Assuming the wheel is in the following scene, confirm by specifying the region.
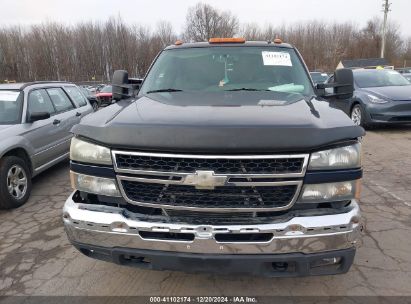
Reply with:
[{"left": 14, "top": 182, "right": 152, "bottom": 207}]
[
  {"left": 92, "top": 101, "right": 98, "bottom": 112},
  {"left": 0, "top": 156, "right": 32, "bottom": 209},
  {"left": 350, "top": 104, "right": 365, "bottom": 127}
]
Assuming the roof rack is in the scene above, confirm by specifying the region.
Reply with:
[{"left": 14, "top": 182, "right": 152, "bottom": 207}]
[{"left": 20, "top": 81, "right": 72, "bottom": 89}]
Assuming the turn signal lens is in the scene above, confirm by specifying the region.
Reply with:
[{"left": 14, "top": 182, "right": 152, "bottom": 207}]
[
  {"left": 70, "top": 171, "right": 121, "bottom": 197},
  {"left": 298, "top": 180, "right": 358, "bottom": 203}
]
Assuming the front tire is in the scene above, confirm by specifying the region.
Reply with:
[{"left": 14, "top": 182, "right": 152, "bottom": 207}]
[
  {"left": 92, "top": 101, "right": 98, "bottom": 112},
  {"left": 351, "top": 104, "right": 366, "bottom": 127},
  {"left": 0, "top": 156, "right": 32, "bottom": 209}
]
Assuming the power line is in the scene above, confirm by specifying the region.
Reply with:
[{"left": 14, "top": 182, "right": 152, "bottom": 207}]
[{"left": 380, "top": 0, "right": 391, "bottom": 58}]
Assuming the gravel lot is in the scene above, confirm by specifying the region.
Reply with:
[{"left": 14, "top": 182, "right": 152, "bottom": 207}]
[{"left": 1, "top": 126, "right": 411, "bottom": 296}]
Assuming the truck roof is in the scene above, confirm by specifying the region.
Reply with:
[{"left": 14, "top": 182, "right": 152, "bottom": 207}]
[{"left": 165, "top": 41, "right": 294, "bottom": 50}]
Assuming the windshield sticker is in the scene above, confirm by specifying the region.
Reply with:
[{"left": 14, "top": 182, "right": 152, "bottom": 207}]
[
  {"left": 262, "top": 52, "right": 292, "bottom": 66},
  {"left": 0, "top": 91, "right": 20, "bottom": 102}
]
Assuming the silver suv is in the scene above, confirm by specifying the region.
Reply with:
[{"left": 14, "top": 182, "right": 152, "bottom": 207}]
[{"left": 0, "top": 82, "right": 93, "bottom": 209}]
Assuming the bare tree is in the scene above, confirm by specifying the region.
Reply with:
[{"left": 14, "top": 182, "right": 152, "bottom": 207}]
[
  {"left": 183, "top": 2, "right": 239, "bottom": 42},
  {"left": 0, "top": 4, "right": 410, "bottom": 83},
  {"left": 240, "top": 23, "right": 263, "bottom": 41}
]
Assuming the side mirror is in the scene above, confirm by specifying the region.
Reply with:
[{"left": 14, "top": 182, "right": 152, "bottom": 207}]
[
  {"left": 29, "top": 112, "right": 50, "bottom": 122},
  {"left": 334, "top": 68, "right": 354, "bottom": 99},
  {"left": 317, "top": 68, "right": 354, "bottom": 100},
  {"left": 112, "top": 70, "right": 130, "bottom": 101}
]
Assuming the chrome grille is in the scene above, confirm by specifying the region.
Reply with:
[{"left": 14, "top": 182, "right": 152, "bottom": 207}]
[{"left": 113, "top": 151, "right": 308, "bottom": 212}]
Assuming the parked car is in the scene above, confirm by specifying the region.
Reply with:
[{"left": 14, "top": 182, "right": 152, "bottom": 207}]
[
  {"left": 310, "top": 72, "right": 329, "bottom": 85},
  {"left": 402, "top": 73, "right": 411, "bottom": 82},
  {"left": 95, "top": 84, "right": 106, "bottom": 92},
  {"left": 325, "top": 69, "right": 411, "bottom": 127},
  {"left": 0, "top": 82, "right": 94, "bottom": 208},
  {"left": 395, "top": 67, "right": 411, "bottom": 74},
  {"left": 80, "top": 87, "right": 100, "bottom": 111},
  {"left": 64, "top": 39, "right": 364, "bottom": 277},
  {"left": 95, "top": 85, "right": 112, "bottom": 106}
]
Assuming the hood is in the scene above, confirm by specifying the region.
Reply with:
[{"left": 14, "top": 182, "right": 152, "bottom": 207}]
[
  {"left": 73, "top": 91, "right": 364, "bottom": 153},
  {"left": 363, "top": 85, "right": 411, "bottom": 101},
  {"left": 0, "top": 124, "right": 14, "bottom": 135},
  {"left": 0, "top": 124, "right": 20, "bottom": 143}
]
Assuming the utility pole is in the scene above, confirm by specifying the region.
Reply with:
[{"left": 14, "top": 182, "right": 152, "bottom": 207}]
[{"left": 380, "top": 0, "right": 391, "bottom": 58}]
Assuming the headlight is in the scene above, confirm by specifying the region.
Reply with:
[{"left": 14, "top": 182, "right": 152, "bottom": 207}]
[
  {"left": 309, "top": 143, "right": 361, "bottom": 170},
  {"left": 70, "top": 171, "right": 121, "bottom": 197},
  {"left": 367, "top": 94, "right": 388, "bottom": 104},
  {"left": 70, "top": 137, "right": 112, "bottom": 165},
  {"left": 298, "top": 180, "right": 360, "bottom": 203}
]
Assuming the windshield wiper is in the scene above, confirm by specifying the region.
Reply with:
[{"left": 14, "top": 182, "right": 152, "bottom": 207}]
[
  {"left": 225, "top": 88, "right": 270, "bottom": 91},
  {"left": 146, "top": 88, "right": 183, "bottom": 94}
]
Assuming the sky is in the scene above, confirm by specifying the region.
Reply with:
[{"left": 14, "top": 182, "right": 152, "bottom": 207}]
[{"left": 0, "top": 0, "right": 410, "bottom": 36}]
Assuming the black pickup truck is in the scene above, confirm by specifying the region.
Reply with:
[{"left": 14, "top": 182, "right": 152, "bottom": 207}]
[{"left": 63, "top": 39, "right": 364, "bottom": 277}]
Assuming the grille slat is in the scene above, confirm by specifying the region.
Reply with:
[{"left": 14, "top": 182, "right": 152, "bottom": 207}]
[
  {"left": 121, "top": 180, "right": 297, "bottom": 209},
  {"left": 115, "top": 154, "right": 305, "bottom": 175}
]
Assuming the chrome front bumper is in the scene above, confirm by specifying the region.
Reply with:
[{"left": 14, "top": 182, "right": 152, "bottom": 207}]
[{"left": 63, "top": 192, "right": 362, "bottom": 255}]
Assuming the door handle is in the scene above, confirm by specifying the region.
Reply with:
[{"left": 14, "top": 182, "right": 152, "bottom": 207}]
[
  {"left": 75, "top": 112, "right": 82, "bottom": 117},
  {"left": 53, "top": 119, "right": 61, "bottom": 125}
]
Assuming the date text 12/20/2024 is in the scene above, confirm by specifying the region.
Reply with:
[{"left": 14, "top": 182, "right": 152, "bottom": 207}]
[{"left": 149, "top": 297, "right": 258, "bottom": 303}]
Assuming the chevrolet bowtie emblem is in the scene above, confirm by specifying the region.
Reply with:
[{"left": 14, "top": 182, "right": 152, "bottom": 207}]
[{"left": 183, "top": 170, "right": 228, "bottom": 189}]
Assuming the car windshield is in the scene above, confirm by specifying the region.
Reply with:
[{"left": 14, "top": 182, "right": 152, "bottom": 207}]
[
  {"left": 310, "top": 72, "right": 328, "bottom": 83},
  {"left": 101, "top": 85, "right": 112, "bottom": 93},
  {"left": 0, "top": 90, "right": 23, "bottom": 125},
  {"left": 139, "top": 46, "right": 314, "bottom": 97},
  {"left": 355, "top": 70, "right": 411, "bottom": 88}
]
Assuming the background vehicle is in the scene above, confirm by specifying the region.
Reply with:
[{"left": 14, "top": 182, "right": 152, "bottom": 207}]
[
  {"left": 325, "top": 69, "right": 411, "bottom": 127},
  {"left": 95, "top": 84, "right": 106, "bottom": 92},
  {"left": 0, "top": 82, "right": 93, "bottom": 208},
  {"left": 64, "top": 39, "right": 364, "bottom": 277},
  {"left": 95, "top": 85, "right": 112, "bottom": 106},
  {"left": 396, "top": 67, "right": 411, "bottom": 74},
  {"left": 80, "top": 87, "right": 100, "bottom": 111},
  {"left": 310, "top": 72, "right": 329, "bottom": 85},
  {"left": 402, "top": 73, "right": 411, "bottom": 82}
]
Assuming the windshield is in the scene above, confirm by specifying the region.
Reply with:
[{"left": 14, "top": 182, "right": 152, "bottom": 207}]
[
  {"left": 139, "top": 46, "right": 314, "bottom": 97},
  {"left": 80, "top": 87, "right": 91, "bottom": 97},
  {"left": 101, "top": 85, "right": 112, "bottom": 93},
  {"left": 355, "top": 70, "right": 410, "bottom": 88},
  {"left": 310, "top": 72, "right": 328, "bottom": 84},
  {"left": 0, "top": 90, "right": 23, "bottom": 125}
]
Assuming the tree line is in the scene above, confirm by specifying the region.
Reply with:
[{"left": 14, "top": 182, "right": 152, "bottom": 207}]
[{"left": 1, "top": 2, "right": 410, "bottom": 83}]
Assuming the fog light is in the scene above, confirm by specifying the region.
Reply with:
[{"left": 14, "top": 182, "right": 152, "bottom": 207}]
[
  {"left": 272, "top": 262, "right": 288, "bottom": 272},
  {"left": 311, "top": 257, "right": 342, "bottom": 268}
]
